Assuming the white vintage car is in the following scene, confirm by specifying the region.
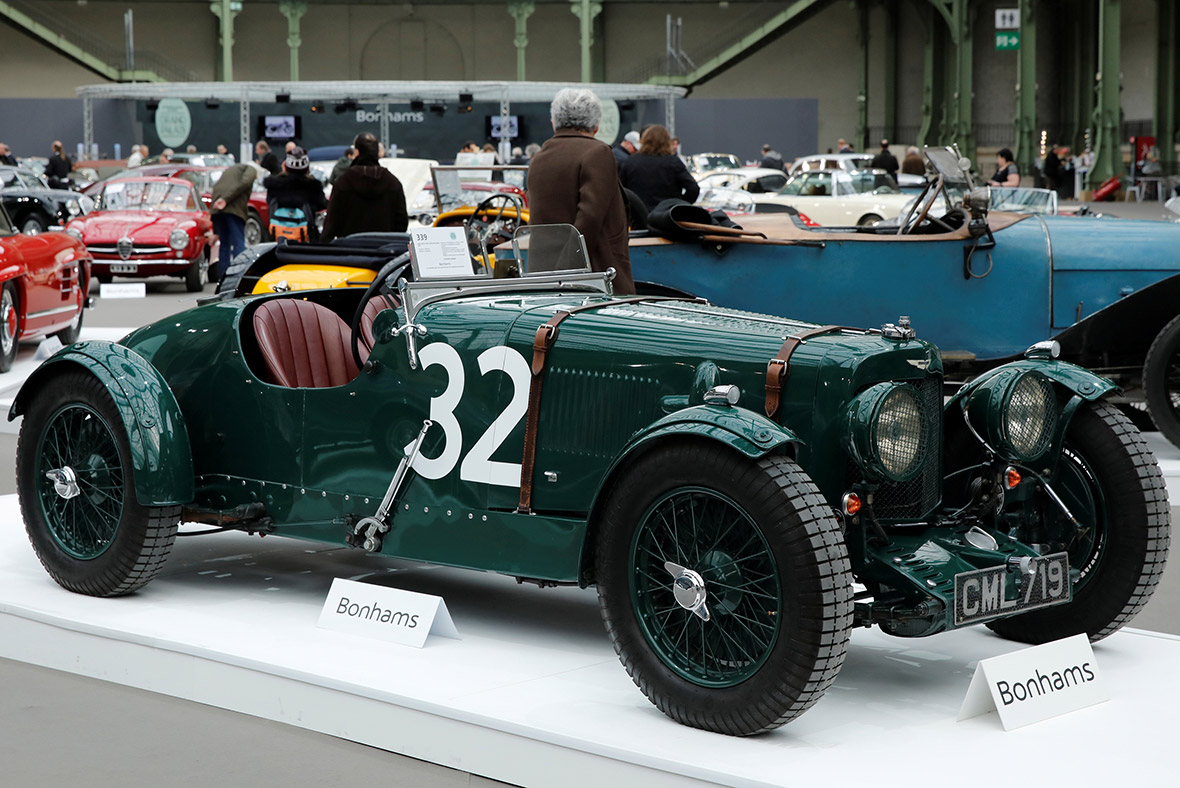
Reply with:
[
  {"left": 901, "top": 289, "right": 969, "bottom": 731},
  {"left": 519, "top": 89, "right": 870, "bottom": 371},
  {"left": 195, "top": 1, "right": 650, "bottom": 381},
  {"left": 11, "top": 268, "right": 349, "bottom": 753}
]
[
  {"left": 750, "top": 168, "right": 913, "bottom": 226},
  {"left": 696, "top": 167, "right": 790, "bottom": 195}
]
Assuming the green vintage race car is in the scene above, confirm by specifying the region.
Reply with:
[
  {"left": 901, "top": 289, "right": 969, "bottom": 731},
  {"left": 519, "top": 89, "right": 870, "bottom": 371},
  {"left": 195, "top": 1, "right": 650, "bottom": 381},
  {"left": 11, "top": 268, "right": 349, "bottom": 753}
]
[{"left": 11, "top": 225, "right": 1169, "bottom": 736}]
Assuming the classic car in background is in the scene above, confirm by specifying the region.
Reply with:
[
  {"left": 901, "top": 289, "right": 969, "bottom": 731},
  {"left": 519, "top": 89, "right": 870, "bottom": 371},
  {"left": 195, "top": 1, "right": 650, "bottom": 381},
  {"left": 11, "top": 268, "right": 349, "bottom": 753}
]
[
  {"left": 0, "top": 202, "right": 90, "bottom": 370},
  {"left": 16, "top": 157, "right": 98, "bottom": 191},
  {"left": 67, "top": 176, "right": 215, "bottom": 291},
  {"left": 12, "top": 223, "right": 1167, "bottom": 737},
  {"left": 686, "top": 152, "right": 744, "bottom": 176},
  {"left": 790, "top": 152, "right": 927, "bottom": 191},
  {"left": 750, "top": 168, "right": 913, "bottom": 225},
  {"left": 142, "top": 151, "right": 236, "bottom": 168},
  {"left": 696, "top": 167, "right": 789, "bottom": 195},
  {"left": 629, "top": 146, "right": 1180, "bottom": 447},
  {"left": 1, "top": 166, "right": 94, "bottom": 234},
  {"left": 409, "top": 180, "right": 528, "bottom": 227},
  {"left": 987, "top": 186, "right": 1091, "bottom": 216}
]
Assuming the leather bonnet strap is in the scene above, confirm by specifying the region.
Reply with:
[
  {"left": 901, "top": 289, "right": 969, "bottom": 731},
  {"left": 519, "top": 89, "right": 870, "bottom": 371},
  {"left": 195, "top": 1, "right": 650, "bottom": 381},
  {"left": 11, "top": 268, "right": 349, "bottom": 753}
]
[{"left": 764, "top": 325, "right": 855, "bottom": 418}]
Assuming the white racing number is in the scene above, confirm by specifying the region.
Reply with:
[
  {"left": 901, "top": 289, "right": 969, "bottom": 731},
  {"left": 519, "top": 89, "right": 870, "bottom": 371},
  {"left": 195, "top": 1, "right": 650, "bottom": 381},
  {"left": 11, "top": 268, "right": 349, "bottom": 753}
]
[{"left": 405, "top": 343, "right": 532, "bottom": 487}]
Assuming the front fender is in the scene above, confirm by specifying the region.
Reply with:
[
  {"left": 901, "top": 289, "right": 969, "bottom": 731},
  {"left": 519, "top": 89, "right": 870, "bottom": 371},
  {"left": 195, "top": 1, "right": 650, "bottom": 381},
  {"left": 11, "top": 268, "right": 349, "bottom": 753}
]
[
  {"left": 9, "top": 341, "right": 194, "bottom": 506},
  {"left": 948, "top": 358, "right": 1117, "bottom": 411},
  {"left": 577, "top": 405, "right": 801, "bottom": 585}
]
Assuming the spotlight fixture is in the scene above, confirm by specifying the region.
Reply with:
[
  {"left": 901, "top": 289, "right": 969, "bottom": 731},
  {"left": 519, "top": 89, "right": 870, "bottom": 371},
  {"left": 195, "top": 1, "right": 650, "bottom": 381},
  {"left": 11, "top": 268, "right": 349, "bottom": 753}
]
[
  {"left": 410, "top": 99, "right": 425, "bottom": 112},
  {"left": 275, "top": 92, "right": 291, "bottom": 103},
  {"left": 335, "top": 98, "right": 358, "bottom": 114},
  {"left": 458, "top": 92, "right": 474, "bottom": 113},
  {"left": 311, "top": 101, "right": 325, "bottom": 113},
  {"left": 204, "top": 97, "right": 220, "bottom": 109},
  {"left": 145, "top": 99, "right": 159, "bottom": 111},
  {"left": 429, "top": 103, "right": 446, "bottom": 116}
]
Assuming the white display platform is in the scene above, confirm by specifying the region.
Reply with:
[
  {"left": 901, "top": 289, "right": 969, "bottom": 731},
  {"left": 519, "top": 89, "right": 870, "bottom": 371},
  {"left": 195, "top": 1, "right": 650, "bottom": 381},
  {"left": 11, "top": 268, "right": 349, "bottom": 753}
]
[{"left": 0, "top": 495, "right": 1177, "bottom": 787}]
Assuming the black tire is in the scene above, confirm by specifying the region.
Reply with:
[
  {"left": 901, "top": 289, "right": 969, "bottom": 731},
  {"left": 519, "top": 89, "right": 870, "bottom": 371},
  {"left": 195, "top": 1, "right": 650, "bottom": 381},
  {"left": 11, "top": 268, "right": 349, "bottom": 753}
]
[
  {"left": 16, "top": 369, "right": 180, "bottom": 597},
  {"left": 987, "top": 402, "right": 1170, "bottom": 643},
  {"left": 596, "top": 441, "right": 853, "bottom": 736},
  {"left": 245, "top": 211, "right": 264, "bottom": 246},
  {"left": 20, "top": 215, "right": 45, "bottom": 235},
  {"left": 53, "top": 303, "right": 84, "bottom": 345},
  {"left": 0, "top": 280, "right": 20, "bottom": 372},
  {"left": 184, "top": 254, "right": 209, "bottom": 292},
  {"left": 857, "top": 213, "right": 883, "bottom": 226},
  {"left": 1143, "top": 313, "right": 1180, "bottom": 447}
]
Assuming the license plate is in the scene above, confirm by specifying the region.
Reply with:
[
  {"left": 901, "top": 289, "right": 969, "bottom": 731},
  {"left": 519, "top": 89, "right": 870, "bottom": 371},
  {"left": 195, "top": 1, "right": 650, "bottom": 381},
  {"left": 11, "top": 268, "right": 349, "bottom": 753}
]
[
  {"left": 953, "top": 552, "right": 1071, "bottom": 627},
  {"left": 110, "top": 263, "right": 137, "bottom": 273}
]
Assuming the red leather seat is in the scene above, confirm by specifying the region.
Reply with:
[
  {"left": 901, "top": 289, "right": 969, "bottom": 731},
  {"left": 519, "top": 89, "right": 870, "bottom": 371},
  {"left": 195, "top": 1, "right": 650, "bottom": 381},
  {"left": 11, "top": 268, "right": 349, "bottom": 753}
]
[
  {"left": 253, "top": 299, "right": 359, "bottom": 388},
  {"left": 358, "top": 294, "right": 400, "bottom": 365}
]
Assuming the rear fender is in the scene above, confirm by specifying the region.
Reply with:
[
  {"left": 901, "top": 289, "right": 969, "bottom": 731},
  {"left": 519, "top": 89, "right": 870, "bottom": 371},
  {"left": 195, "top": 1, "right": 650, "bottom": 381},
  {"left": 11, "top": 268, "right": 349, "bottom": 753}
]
[
  {"left": 9, "top": 341, "right": 194, "bottom": 506},
  {"left": 577, "top": 405, "right": 801, "bottom": 584}
]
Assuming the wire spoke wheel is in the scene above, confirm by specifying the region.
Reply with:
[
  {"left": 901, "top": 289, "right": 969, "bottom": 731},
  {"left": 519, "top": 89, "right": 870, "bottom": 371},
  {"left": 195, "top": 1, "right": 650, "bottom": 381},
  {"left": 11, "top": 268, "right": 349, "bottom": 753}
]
[{"left": 631, "top": 488, "right": 780, "bottom": 687}]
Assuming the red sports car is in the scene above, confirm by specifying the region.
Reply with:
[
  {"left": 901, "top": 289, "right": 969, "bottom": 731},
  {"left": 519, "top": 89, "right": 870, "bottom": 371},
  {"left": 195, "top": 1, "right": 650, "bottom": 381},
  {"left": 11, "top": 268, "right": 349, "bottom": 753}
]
[
  {"left": 0, "top": 202, "right": 90, "bottom": 370},
  {"left": 67, "top": 177, "right": 215, "bottom": 292}
]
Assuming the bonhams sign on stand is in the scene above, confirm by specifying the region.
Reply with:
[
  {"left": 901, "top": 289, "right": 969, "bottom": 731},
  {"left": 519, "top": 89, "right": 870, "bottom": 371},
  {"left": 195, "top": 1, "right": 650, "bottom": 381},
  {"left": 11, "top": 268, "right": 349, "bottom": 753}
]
[
  {"left": 317, "top": 577, "right": 460, "bottom": 648},
  {"left": 958, "top": 634, "right": 1109, "bottom": 730}
]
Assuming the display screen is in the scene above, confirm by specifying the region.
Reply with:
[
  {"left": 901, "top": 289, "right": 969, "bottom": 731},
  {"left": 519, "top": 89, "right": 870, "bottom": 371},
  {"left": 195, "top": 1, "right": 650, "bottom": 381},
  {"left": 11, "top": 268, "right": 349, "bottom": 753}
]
[
  {"left": 487, "top": 115, "right": 520, "bottom": 140},
  {"left": 259, "top": 115, "right": 301, "bottom": 140}
]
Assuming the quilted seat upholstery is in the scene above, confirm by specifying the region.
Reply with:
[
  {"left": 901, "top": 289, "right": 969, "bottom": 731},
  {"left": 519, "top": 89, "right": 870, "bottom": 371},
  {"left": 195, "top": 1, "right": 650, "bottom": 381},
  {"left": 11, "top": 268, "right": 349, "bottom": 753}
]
[
  {"left": 253, "top": 299, "right": 359, "bottom": 388},
  {"left": 358, "top": 294, "right": 400, "bottom": 364}
]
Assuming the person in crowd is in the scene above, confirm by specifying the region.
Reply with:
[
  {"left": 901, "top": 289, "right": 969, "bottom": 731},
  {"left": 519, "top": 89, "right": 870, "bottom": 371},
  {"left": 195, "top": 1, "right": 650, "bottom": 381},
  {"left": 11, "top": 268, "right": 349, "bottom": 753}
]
[
  {"left": 524, "top": 142, "right": 541, "bottom": 162},
  {"left": 837, "top": 138, "right": 853, "bottom": 153},
  {"left": 185, "top": 144, "right": 198, "bottom": 154},
  {"left": 45, "top": 140, "right": 72, "bottom": 189},
  {"left": 871, "top": 139, "right": 899, "bottom": 178},
  {"left": 0, "top": 143, "right": 16, "bottom": 166},
  {"left": 1043, "top": 144, "right": 1062, "bottom": 193},
  {"left": 618, "top": 124, "right": 699, "bottom": 210},
  {"left": 263, "top": 146, "right": 327, "bottom": 242},
  {"left": 159, "top": 148, "right": 174, "bottom": 164},
  {"left": 509, "top": 146, "right": 527, "bottom": 165},
  {"left": 901, "top": 145, "right": 924, "bottom": 176},
  {"left": 990, "top": 147, "right": 1020, "bottom": 187},
  {"left": 255, "top": 140, "right": 280, "bottom": 175},
  {"left": 125, "top": 144, "right": 144, "bottom": 168},
  {"left": 284, "top": 141, "right": 297, "bottom": 155},
  {"left": 378, "top": 140, "right": 386, "bottom": 158},
  {"left": 671, "top": 136, "right": 689, "bottom": 166},
  {"left": 528, "top": 87, "right": 634, "bottom": 294},
  {"left": 329, "top": 146, "right": 356, "bottom": 185},
  {"left": 613, "top": 130, "right": 640, "bottom": 168},
  {"left": 208, "top": 162, "right": 257, "bottom": 283},
  {"left": 216, "top": 143, "right": 230, "bottom": 157},
  {"left": 321, "top": 132, "right": 408, "bottom": 242},
  {"left": 759, "top": 144, "right": 785, "bottom": 171},
  {"left": 481, "top": 142, "right": 502, "bottom": 163}
]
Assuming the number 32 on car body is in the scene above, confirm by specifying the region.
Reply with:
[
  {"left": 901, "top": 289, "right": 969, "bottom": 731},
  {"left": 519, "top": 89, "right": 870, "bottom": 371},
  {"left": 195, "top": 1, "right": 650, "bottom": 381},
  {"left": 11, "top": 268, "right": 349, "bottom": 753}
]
[{"left": 403, "top": 342, "right": 531, "bottom": 488}]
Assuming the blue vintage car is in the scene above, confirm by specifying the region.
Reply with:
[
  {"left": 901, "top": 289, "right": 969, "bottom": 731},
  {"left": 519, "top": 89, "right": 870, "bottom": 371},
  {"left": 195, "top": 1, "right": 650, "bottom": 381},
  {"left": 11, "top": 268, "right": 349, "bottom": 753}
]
[{"left": 630, "top": 148, "right": 1180, "bottom": 446}]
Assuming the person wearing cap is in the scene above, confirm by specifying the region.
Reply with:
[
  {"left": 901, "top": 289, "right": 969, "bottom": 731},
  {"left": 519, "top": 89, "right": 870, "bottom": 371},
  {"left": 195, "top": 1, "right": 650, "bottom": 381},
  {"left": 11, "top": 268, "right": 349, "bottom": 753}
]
[
  {"left": 262, "top": 146, "right": 327, "bottom": 241},
  {"left": 209, "top": 162, "right": 257, "bottom": 282},
  {"left": 613, "top": 130, "right": 640, "bottom": 169}
]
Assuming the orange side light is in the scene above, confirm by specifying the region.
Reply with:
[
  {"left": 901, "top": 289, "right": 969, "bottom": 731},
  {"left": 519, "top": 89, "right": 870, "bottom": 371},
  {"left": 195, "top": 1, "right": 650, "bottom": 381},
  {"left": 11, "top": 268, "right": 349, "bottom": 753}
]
[
  {"left": 842, "top": 492, "right": 862, "bottom": 516},
  {"left": 1005, "top": 467, "right": 1022, "bottom": 488}
]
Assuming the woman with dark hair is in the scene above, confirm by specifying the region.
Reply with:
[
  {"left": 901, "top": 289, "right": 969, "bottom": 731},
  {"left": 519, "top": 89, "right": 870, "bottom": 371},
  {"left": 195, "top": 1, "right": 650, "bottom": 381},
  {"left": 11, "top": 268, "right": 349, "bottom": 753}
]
[
  {"left": 45, "top": 140, "right": 72, "bottom": 190},
  {"left": 618, "top": 124, "right": 699, "bottom": 210},
  {"left": 990, "top": 148, "right": 1020, "bottom": 187}
]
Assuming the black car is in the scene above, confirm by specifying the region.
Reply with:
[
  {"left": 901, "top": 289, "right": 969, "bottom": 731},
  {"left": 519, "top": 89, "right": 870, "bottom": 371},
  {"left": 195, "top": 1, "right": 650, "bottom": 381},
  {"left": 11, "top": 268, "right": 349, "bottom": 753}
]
[{"left": 0, "top": 166, "right": 94, "bottom": 234}]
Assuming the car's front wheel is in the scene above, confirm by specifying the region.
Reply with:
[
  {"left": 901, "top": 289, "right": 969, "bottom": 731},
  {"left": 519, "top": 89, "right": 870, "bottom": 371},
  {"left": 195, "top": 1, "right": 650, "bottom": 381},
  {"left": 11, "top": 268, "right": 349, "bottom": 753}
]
[
  {"left": 1142, "top": 313, "right": 1180, "bottom": 447},
  {"left": 987, "top": 402, "right": 1169, "bottom": 643},
  {"left": 596, "top": 441, "right": 853, "bottom": 736},
  {"left": 20, "top": 215, "right": 45, "bottom": 235},
  {"left": 17, "top": 369, "right": 180, "bottom": 596},
  {"left": 184, "top": 254, "right": 209, "bottom": 292},
  {"left": 0, "top": 281, "right": 20, "bottom": 372},
  {"left": 244, "top": 211, "right": 264, "bottom": 246}
]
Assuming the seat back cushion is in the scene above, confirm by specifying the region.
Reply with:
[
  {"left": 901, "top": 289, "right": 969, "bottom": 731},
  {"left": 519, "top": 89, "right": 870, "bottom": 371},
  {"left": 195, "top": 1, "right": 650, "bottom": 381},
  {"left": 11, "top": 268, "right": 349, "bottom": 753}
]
[
  {"left": 253, "top": 299, "right": 359, "bottom": 388},
  {"left": 358, "top": 294, "right": 401, "bottom": 364}
]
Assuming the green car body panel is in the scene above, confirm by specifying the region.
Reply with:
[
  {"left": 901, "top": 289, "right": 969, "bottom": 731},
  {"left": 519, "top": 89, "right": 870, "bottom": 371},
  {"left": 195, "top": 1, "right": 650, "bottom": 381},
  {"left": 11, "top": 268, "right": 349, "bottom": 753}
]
[{"left": 10, "top": 341, "right": 195, "bottom": 506}]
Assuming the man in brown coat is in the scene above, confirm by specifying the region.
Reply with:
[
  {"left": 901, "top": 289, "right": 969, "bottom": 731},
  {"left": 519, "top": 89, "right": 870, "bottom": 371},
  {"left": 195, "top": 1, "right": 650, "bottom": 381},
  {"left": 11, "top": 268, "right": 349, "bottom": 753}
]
[{"left": 527, "top": 88, "right": 635, "bottom": 294}]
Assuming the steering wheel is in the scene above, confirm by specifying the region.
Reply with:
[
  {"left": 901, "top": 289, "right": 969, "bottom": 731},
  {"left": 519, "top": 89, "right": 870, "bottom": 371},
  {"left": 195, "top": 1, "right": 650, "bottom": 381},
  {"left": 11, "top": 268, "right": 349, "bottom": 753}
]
[
  {"left": 896, "top": 176, "right": 946, "bottom": 235},
  {"left": 465, "top": 193, "right": 525, "bottom": 262},
  {"left": 349, "top": 252, "right": 411, "bottom": 370}
]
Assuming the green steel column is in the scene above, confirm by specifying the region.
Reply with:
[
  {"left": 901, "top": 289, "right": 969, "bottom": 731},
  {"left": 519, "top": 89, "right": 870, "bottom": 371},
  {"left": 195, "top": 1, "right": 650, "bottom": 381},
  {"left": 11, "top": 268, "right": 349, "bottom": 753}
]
[
  {"left": 883, "top": 0, "right": 898, "bottom": 141},
  {"left": 946, "top": 0, "right": 975, "bottom": 163},
  {"left": 209, "top": 0, "right": 242, "bottom": 82},
  {"left": 1156, "top": 0, "right": 1178, "bottom": 169},
  {"left": 1090, "top": 0, "right": 1121, "bottom": 185},
  {"left": 278, "top": 1, "right": 306, "bottom": 82},
  {"left": 508, "top": 1, "right": 535, "bottom": 81},
  {"left": 569, "top": 0, "right": 603, "bottom": 83},
  {"left": 916, "top": 3, "right": 947, "bottom": 148},
  {"left": 855, "top": 0, "right": 869, "bottom": 152},
  {"left": 1064, "top": 1, "right": 1097, "bottom": 155},
  {"left": 1013, "top": 0, "right": 1038, "bottom": 174}
]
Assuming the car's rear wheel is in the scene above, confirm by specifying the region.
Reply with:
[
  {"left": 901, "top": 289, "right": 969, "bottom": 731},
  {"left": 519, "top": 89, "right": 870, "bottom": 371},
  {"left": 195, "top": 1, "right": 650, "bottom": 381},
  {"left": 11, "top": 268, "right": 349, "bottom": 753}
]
[
  {"left": 1142, "top": 313, "right": 1180, "bottom": 448},
  {"left": 0, "top": 281, "right": 20, "bottom": 372},
  {"left": 857, "top": 213, "right": 883, "bottom": 226},
  {"left": 245, "top": 211, "right": 264, "bottom": 246},
  {"left": 17, "top": 369, "right": 180, "bottom": 596},
  {"left": 20, "top": 216, "right": 45, "bottom": 235},
  {"left": 596, "top": 441, "right": 853, "bottom": 736},
  {"left": 987, "top": 402, "right": 1169, "bottom": 643},
  {"left": 184, "top": 254, "right": 208, "bottom": 292},
  {"left": 54, "top": 302, "right": 84, "bottom": 345}
]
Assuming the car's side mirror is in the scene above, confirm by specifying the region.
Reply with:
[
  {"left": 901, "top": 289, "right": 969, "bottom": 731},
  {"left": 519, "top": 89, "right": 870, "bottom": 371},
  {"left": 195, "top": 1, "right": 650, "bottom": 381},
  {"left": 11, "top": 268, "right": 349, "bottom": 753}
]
[{"left": 371, "top": 307, "right": 400, "bottom": 343}]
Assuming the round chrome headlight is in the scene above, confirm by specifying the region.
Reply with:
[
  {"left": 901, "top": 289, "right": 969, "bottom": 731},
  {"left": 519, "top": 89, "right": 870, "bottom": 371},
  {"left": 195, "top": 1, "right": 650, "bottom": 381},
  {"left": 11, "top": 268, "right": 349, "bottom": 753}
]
[
  {"left": 66, "top": 227, "right": 83, "bottom": 240},
  {"left": 845, "top": 383, "right": 928, "bottom": 482},
  {"left": 169, "top": 228, "right": 189, "bottom": 250},
  {"left": 966, "top": 369, "right": 1058, "bottom": 461},
  {"left": 66, "top": 199, "right": 81, "bottom": 216}
]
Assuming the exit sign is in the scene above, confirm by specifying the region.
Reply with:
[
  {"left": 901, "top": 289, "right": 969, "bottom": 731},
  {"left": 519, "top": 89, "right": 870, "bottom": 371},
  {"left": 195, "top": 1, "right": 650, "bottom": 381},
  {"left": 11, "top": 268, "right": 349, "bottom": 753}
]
[{"left": 996, "top": 31, "right": 1021, "bottom": 50}]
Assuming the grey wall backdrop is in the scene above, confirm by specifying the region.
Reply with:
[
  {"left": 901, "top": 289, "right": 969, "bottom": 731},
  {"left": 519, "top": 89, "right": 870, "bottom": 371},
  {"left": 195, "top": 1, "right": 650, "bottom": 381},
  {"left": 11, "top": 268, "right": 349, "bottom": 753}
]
[
  {"left": 673, "top": 98, "right": 819, "bottom": 163},
  {"left": 0, "top": 99, "right": 135, "bottom": 159}
]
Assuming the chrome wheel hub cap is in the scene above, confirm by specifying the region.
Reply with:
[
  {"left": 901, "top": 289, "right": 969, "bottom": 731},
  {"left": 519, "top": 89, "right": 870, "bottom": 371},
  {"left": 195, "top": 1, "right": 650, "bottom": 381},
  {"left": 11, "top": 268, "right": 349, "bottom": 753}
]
[
  {"left": 665, "top": 561, "right": 711, "bottom": 621},
  {"left": 46, "top": 466, "right": 81, "bottom": 500}
]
